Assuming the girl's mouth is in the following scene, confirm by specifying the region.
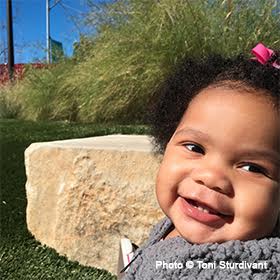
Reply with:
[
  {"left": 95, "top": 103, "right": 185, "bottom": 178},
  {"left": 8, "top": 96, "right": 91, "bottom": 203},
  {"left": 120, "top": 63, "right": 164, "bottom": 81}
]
[
  {"left": 178, "top": 197, "right": 232, "bottom": 225},
  {"left": 187, "top": 199, "right": 219, "bottom": 215}
]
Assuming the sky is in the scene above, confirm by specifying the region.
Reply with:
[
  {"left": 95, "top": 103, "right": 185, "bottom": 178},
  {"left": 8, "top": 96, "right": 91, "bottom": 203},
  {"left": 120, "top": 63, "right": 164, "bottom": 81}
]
[
  {"left": 1, "top": 1, "right": 279, "bottom": 64},
  {"left": 0, "top": 0, "right": 105, "bottom": 63}
]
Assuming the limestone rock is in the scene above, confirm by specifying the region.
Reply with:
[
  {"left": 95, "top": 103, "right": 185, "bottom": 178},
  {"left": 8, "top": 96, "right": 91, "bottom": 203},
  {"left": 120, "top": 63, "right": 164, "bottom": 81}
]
[{"left": 25, "top": 135, "right": 164, "bottom": 275}]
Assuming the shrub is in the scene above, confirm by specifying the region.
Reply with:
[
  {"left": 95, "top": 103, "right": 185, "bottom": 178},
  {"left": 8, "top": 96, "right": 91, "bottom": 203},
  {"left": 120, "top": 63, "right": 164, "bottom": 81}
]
[
  {"left": 0, "top": 83, "right": 22, "bottom": 119},
  {"left": 61, "top": 0, "right": 280, "bottom": 123},
  {"left": 3, "top": 0, "right": 280, "bottom": 124},
  {"left": 17, "top": 60, "right": 80, "bottom": 121}
]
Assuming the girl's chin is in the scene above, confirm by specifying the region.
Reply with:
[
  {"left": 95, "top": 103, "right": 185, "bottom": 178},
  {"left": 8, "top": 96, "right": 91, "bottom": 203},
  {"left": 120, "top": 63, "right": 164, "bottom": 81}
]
[
  {"left": 178, "top": 231, "right": 228, "bottom": 244},
  {"left": 173, "top": 223, "right": 260, "bottom": 244},
  {"left": 172, "top": 219, "right": 229, "bottom": 244}
]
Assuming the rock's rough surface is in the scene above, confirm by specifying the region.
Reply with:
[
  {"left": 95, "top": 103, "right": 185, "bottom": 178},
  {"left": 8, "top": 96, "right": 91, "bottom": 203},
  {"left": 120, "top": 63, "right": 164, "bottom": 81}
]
[{"left": 25, "top": 135, "right": 164, "bottom": 274}]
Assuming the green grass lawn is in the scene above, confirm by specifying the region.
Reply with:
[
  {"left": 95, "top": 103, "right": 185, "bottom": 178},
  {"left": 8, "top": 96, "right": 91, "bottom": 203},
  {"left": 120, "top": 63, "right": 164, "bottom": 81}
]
[{"left": 0, "top": 119, "right": 149, "bottom": 279}]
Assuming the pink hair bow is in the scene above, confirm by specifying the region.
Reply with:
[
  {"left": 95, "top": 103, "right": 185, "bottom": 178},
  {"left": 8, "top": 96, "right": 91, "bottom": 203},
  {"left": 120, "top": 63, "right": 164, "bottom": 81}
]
[{"left": 251, "top": 43, "right": 280, "bottom": 69}]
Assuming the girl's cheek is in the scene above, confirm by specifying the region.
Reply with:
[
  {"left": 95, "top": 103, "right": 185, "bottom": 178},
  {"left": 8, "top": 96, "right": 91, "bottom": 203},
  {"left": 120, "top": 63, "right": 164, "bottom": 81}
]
[
  {"left": 234, "top": 182, "right": 280, "bottom": 222},
  {"left": 160, "top": 152, "right": 183, "bottom": 177}
]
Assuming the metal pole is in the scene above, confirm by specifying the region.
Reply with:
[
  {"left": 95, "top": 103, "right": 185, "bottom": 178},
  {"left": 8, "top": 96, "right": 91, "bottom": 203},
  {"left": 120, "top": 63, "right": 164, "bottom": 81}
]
[
  {"left": 7, "top": 0, "right": 14, "bottom": 80},
  {"left": 46, "top": 0, "right": 50, "bottom": 63},
  {"left": 1, "top": 23, "right": 7, "bottom": 63},
  {"left": 46, "top": 0, "right": 62, "bottom": 63}
]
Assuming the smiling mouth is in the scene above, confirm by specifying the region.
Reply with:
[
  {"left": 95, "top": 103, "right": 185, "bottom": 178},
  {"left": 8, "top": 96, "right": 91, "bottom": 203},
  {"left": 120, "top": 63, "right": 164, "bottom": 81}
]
[
  {"left": 178, "top": 197, "right": 233, "bottom": 225},
  {"left": 186, "top": 199, "right": 221, "bottom": 215}
]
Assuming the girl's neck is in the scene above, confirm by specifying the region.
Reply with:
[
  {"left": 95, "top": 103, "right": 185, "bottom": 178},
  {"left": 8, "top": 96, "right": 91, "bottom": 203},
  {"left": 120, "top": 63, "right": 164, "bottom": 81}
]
[{"left": 163, "top": 227, "right": 180, "bottom": 240}]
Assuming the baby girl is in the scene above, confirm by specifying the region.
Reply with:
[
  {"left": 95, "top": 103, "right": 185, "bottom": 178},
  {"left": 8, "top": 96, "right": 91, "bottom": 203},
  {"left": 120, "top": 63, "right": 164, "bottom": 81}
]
[{"left": 123, "top": 43, "right": 280, "bottom": 279}]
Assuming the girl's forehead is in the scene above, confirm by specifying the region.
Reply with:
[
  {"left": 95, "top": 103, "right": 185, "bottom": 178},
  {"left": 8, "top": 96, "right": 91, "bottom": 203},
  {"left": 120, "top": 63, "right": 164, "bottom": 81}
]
[{"left": 178, "top": 87, "right": 280, "bottom": 147}]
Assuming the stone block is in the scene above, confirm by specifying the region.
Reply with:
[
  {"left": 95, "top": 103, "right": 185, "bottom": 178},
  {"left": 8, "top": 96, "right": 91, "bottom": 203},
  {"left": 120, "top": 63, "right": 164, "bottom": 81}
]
[{"left": 24, "top": 135, "right": 164, "bottom": 275}]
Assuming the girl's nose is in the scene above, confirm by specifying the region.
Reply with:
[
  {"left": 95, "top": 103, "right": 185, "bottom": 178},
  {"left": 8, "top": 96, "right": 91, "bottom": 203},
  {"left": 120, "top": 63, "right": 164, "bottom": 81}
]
[{"left": 191, "top": 164, "right": 233, "bottom": 195}]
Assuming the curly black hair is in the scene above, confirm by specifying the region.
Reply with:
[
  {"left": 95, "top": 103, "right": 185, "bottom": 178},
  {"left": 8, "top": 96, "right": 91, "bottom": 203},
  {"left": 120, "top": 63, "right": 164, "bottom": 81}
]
[{"left": 148, "top": 52, "right": 280, "bottom": 154}]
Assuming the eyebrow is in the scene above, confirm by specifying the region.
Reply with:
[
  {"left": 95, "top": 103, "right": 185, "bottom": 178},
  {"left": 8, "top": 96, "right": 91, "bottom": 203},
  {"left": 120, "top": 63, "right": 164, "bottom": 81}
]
[
  {"left": 237, "top": 149, "right": 280, "bottom": 166},
  {"left": 174, "top": 127, "right": 280, "bottom": 165},
  {"left": 174, "top": 127, "right": 211, "bottom": 141}
]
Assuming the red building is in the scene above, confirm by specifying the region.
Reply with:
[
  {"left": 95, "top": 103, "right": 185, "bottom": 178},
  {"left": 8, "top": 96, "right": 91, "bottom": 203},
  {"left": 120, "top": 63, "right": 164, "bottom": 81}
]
[{"left": 0, "top": 63, "right": 46, "bottom": 85}]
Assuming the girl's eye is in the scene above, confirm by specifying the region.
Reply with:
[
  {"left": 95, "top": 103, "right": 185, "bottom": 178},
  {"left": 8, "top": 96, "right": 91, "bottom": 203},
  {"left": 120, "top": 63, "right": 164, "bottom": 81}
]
[
  {"left": 241, "top": 164, "right": 266, "bottom": 175},
  {"left": 184, "top": 143, "right": 204, "bottom": 154}
]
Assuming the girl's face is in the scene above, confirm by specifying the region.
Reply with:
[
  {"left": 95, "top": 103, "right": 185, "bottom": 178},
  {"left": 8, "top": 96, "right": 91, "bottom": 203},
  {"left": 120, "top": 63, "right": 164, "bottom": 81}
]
[{"left": 156, "top": 87, "right": 280, "bottom": 243}]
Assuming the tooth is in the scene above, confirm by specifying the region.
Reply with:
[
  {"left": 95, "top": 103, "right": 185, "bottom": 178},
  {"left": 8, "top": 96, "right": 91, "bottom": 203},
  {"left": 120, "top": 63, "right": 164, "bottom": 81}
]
[{"left": 196, "top": 205, "right": 210, "bottom": 214}]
